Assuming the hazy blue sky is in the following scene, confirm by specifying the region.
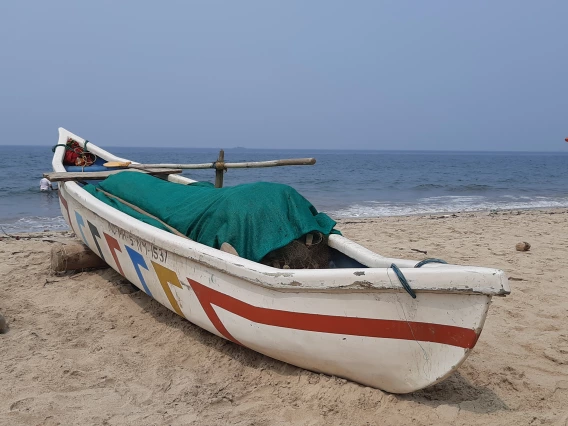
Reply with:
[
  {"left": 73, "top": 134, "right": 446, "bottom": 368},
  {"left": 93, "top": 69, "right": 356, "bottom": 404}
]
[{"left": 1, "top": 1, "right": 566, "bottom": 150}]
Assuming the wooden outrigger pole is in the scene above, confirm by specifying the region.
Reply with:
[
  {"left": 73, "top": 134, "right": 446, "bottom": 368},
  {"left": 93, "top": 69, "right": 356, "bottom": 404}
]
[
  {"left": 45, "top": 151, "right": 317, "bottom": 188},
  {"left": 102, "top": 151, "right": 317, "bottom": 188}
]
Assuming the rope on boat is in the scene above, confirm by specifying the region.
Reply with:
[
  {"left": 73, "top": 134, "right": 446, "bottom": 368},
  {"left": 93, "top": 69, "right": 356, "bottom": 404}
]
[
  {"left": 389, "top": 258, "right": 448, "bottom": 299},
  {"left": 414, "top": 258, "right": 448, "bottom": 268},
  {"left": 52, "top": 144, "right": 68, "bottom": 152},
  {"left": 83, "top": 140, "right": 90, "bottom": 152},
  {"left": 390, "top": 263, "right": 417, "bottom": 299}
]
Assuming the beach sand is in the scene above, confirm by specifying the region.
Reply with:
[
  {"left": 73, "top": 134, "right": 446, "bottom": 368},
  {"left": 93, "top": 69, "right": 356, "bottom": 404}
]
[{"left": 1, "top": 209, "right": 567, "bottom": 425}]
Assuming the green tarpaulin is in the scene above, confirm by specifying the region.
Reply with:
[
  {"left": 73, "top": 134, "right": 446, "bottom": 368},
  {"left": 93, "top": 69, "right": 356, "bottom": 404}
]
[{"left": 84, "top": 173, "right": 339, "bottom": 263}]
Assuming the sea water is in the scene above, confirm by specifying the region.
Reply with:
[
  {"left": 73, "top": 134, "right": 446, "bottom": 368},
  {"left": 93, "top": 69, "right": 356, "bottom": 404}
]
[{"left": 1, "top": 145, "right": 568, "bottom": 233}]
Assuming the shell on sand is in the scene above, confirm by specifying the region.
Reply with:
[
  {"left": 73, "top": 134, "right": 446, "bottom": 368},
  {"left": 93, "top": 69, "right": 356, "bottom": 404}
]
[{"left": 515, "top": 241, "right": 531, "bottom": 251}]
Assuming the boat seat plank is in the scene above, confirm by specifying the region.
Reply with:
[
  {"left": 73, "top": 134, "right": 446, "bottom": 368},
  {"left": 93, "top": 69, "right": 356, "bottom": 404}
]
[{"left": 43, "top": 168, "right": 183, "bottom": 182}]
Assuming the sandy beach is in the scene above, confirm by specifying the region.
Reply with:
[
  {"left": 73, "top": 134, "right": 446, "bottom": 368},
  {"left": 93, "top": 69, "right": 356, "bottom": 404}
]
[{"left": 1, "top": 208, "right": 567, "bottom": 426}]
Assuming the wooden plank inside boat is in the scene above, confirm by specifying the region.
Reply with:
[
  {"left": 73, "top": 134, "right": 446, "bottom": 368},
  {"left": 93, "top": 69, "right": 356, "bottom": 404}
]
[{"left": 43, "top": 168, "right": 182, "bottom": 182}]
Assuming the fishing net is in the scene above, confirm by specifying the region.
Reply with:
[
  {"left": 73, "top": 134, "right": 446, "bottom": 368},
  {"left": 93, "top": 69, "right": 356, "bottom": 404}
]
[{"left": 260, "top": 232, "right": 330, "bottom": 269}]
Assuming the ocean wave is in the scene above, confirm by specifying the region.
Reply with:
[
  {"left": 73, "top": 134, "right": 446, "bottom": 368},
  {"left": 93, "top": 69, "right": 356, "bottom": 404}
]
[
  {"left": 446, "top": 184, "right": 494, "bottom": 192},
  {"left": 418, "top": 195, "right": 485, "bottom": 202},
  {"left": 0, "top": 216, "right": 69, "bottom": 233},
  {"left": 411, "top": 184, "right": 445, "bottom": 190},
  {"left": 330, "top": 197, "right": 568, "bottom": 218},
  {"left": 0, "top": 187, "right": 42, "bottom": 196},
  {"left": 410, "top": 183, "right": 496, "bottom": 192}
]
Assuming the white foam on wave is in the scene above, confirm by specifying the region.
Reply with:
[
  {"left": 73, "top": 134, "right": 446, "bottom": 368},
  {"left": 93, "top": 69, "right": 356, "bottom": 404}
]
[
  {"left": 416, "top": 195, "right": 486, "bottom": 203},
  {"left": 331, "top": 196, "right": 568, "bottom": 218},
  {"left": 0, "top": 216, "right": 69, "bottom": 233}
]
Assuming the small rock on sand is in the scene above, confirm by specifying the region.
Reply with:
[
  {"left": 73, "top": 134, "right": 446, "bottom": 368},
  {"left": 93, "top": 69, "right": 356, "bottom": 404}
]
[
  {"left": 0, "top": 313, "right": 8, "bottom": 334},
  {"left": 516, "top": 242, "right": 531, "bottom": 251}
]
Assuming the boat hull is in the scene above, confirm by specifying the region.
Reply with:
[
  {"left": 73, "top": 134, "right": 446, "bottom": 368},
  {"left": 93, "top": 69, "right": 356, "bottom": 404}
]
[{"left": 57, "top": 184, "right": 492, "bottom": 393}]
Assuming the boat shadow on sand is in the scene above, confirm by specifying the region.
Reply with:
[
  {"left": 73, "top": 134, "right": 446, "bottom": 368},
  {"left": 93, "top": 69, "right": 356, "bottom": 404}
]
[
  {"left": 402, "top": 373, "right": 509, "bottom": 413},
  {"left": 106, "top": 273, "right": 508, "bottom": 413}
]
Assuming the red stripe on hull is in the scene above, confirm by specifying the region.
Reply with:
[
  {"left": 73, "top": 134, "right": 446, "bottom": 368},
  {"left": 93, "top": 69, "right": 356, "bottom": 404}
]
[
  {"left": 103, "top": 232, "right": 125, "bottom": 276},
  {"left": 188, "top": 279, "right": 478, "bottom": 349},
  {"left": 58, "top": 191, "right": 74, "bottom": 232}
]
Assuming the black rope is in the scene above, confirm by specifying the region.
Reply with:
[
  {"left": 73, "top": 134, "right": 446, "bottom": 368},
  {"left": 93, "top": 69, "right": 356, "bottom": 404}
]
[
  {"left": 51, "top": 144, "right": 68, "bottom": 152},
  {"left": 83, "top": 140, "right": 90, "bottom": 152},
  {"left": 390, "top": 263, "right": 416, "bottom": 299},
  {"left": 414, "top": 258, "right": 448, "bottom": 268}
]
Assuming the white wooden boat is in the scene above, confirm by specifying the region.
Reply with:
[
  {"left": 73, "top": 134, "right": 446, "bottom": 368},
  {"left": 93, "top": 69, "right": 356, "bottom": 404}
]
[{"left": 51, "top": 127, "right": 510, "bottom": 394}]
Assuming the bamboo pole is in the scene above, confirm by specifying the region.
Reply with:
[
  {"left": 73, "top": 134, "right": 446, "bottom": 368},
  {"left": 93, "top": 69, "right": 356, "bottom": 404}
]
[
  {"left": 104, "top": 158, "right": 316, "bottom": 170},
  {"left": 221, "top": 158, "right": 316, "bottom": 168},
  {"left": 44, "top": 168, "right": 182, "bottom": 182}
]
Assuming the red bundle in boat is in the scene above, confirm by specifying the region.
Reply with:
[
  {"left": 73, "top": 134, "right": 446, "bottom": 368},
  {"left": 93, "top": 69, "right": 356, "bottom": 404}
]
[{"left": 64, "top": 138, "right": 95, "bottom": 166}]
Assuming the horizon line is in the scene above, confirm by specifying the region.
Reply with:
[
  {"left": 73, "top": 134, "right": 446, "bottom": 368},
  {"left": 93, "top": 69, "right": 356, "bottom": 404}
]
[{"left": 1, "top": 144, "right": 567, "bottom": 154}]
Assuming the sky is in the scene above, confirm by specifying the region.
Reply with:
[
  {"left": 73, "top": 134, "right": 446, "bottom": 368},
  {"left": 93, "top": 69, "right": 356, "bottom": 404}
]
[{"left": 0, "top": 1, "right": 567, "bottom": 151}]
